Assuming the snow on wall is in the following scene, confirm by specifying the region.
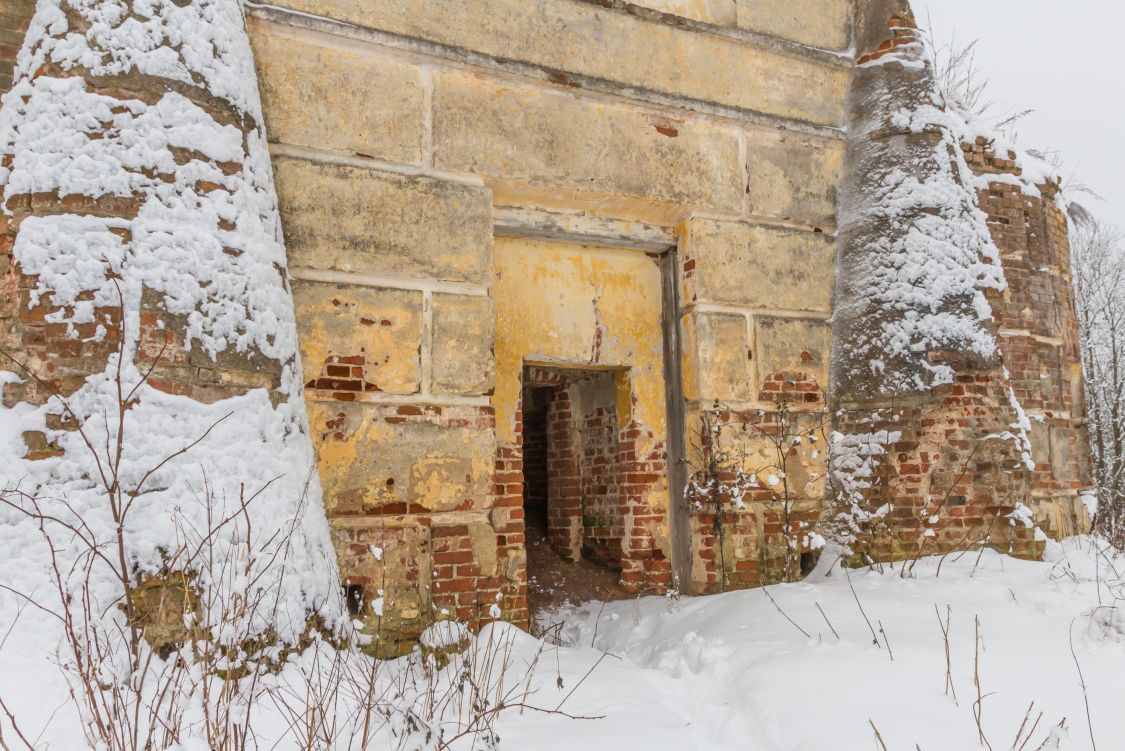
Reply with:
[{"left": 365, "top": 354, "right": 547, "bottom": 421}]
[
  {"left": 826, "top": 12, "right": 1059, "bottom": 559},
  {"left": 835, "top": 33, "right": 1007, "bottom": 395},
  {"left": 0, "top": 0, "right": 344, "bottom": 647}
]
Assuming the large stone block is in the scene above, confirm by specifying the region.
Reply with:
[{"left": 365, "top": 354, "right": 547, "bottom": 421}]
[
  {"left": 754, "top": 316, "right": 830, "bottom": 387},
  {"left": 274, "top": 156, "right": 492, "bottom": 283},
  {"left": 684, "top": 219, "right": 835, "bottom": 312},
  {"left": 746, "top": 128, "right": 843, "bottom": 228},
  {"left": 251, "top": 28, "right": 424, "bottom": 163},
  {"left": 308, "top": 401, "right": 495, "bottom": 514},
  {"left": 736, "top": 0, "right": 852, "bottom": 51},
  {"left": 683, "top": 312, "right": 752, "bottom": 402},
  {"left": 264, "top": 0, "right": 848, "bottom": 126},
  {"left": 433, "top": 71, "right": 743, "bottom": 217},
  {"left": 293, "top": 280, "right": 423, "bottom": 395},
  {"left": 431, "top": 294, "right": 495, "bottom": 397}
]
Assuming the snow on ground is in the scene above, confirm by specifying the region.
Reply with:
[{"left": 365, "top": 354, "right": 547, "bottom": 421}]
[
  {"left": 3, "top": 537, "right": 1121, "bottom": 749},
  {"left": 499, "top": 538, "right": 1123, "bottom": 751}
]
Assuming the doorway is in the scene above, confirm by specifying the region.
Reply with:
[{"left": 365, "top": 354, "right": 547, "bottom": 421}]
[
  {"left": 490, "top": 236, "right": 684, "bottom": 620},
  {"left": 521, "top": 366, "right": 628, "bottom": 615}
]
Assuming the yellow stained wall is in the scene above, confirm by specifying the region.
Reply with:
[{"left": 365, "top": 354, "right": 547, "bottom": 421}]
[{"left": 491, "top": 237, "right": 668, "bottom": 451}]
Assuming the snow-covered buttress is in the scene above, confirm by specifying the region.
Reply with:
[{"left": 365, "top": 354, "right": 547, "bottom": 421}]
[{"left": 0, "top": 0, "right": 344, "bottom": 647}]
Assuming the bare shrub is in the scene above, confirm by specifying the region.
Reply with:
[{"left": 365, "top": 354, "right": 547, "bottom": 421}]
[
  {"left": 685, "top": 399, "right": 829, "bottom": 588},
  {"left": 0, "top": 332, "right": 597, "bottom": 750}
]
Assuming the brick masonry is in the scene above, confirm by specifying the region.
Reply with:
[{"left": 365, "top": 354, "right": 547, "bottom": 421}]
[
  {"left": 687, "top": 398, "right": 828, "bottom": 592},
  {"left": 518, "top": 367, "right": 672, "bottom": 593},
  {"left": 1, "top": 1, "right": 280, "bottom": 430},
  {"left": 827, "top": 8, "right": 1091, "bottom": 567},
  {"left": 0, "top": 0, "right": 34, "bottom": 95},
  {"left": 965, "top": 139, "right": 1093, "bottom": 533}
]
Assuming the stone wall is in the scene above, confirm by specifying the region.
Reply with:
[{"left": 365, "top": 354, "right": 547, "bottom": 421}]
[
  {"left": 244, "top": 0, "right": 851, "bottom": 634},
  {"left": 1, "top": 0, "right": 1094, "bottom": 649}
]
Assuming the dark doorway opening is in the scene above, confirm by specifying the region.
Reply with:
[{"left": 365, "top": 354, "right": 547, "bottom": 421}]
[
  {"left": 522, "top": 366, "right": 628, "bottom": 619},
  {"left": 522, "top": 385, "right": 552, "bottom": 542}
]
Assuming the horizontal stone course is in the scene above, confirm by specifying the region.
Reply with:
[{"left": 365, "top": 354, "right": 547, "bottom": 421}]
[
  {"left": 746, "top": 127, "right": 843, "bottom": 229},
  {"left": 736, "top": 0, "right": 852, "bottom": 51},
  {"left": 683, "top": 218, "right": 836, "bottom": 312},
  {"left": 431, "top": 294, "right": 495, "bottom": 397},
  {"left": 292, "top": 279, "right": 423, "bottom": 396},
  {"left": 262, "top": 0, "right": 849, "bottom": 126},
  {"left": 754, "top": 316, "right": 831, "bottom": 392},
  {"left": 682, "top": 312, "right": 752, "bottom": 402},
  {"left": 433, "top": 71, "right": 744, "bottom": 217}
]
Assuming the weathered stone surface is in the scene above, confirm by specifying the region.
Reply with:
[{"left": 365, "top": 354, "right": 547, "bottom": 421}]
[
  {"left": 433, "top": 71, "right": 743, "bottom": 218},
  {"left": 251, "top": 29, "right": 424, "bottom": 162},
  {"left": 431, "top": 294, "right": 495, "bottom": 397},
  {"left": 332, "top": 521, "right": 430, "bottom": 652},
  {"left": 264, "top": 0, "right": 848, "bottom": 126},
  {"left": 736, "top": 0, "right": 852, "bottom": 51},
  {"left": 309, "top": 401, "right": 495, "bottom": 514},
  {"left": 633, "top": 0, "right": 737, "bottom": 25},
  {"left": 274, "top": 156, "right": 492, "bottom": 283},
  {"left": 492, "top": 237, "right": 667, "bottom": 444},
  {"left": 684, "top": 219, "right": 835, "bottom": 312},
  {"left": 746, "top": 128, "right": 843, "bottom": 228},
  {"left": 293, "top": 280, "right": 422, "bottom": 395},
  {"left": 754, "top": 316, "right": 830, "bottom": 387},
  {"left": 683, "top": 312, "right": 751, "bottom": 402}
]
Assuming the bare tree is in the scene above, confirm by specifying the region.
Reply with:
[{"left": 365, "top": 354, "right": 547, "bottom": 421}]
[{"left": 1072, "top": 218, "right": 1125, "bottom": 548}]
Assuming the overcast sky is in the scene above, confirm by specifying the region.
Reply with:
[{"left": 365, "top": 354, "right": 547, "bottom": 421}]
[{"left": 920, "top": 1, "right": 1124, "bottom": 226}]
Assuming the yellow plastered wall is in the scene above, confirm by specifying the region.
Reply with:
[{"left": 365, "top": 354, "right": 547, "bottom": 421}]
[{"left": 491, "top": 238, "right": 668, "bottom": 451}]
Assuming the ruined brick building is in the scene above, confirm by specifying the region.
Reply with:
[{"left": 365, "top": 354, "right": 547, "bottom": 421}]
[{"left": 0, "top": 0, "right": 1093, "bottom": 647}]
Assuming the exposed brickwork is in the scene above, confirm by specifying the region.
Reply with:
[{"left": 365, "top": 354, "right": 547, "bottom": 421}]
[
  {"left": 1, "top": 212, "right": 122, "bottom": 413},
  {"left": 521, "top": 397, "right": 549, "bottom": 520},
  {"left": 306, "top": 353, "right": 381, "bottom": 398},
  {"left": 829, "top": 9, "right": 1088, "bottom": 570},
  {"left": 760, "top": 370, "right": 824, "bottom": 406},
  {"left": 579, "top": 403, "right": 624, "bottom": 568},
  {"left": 0, "top": 8, "right": 280, "bottom": 442},
  {"left": 835, "top": 367, "right": 1044, "bottom": 562},
  {"left": 827, "top": 140, "right": 1091, "bottom": 563},
  {"left": 545, "top": 384, "right": 582, "bottom": 559},
  {"left": 3, "top": 0, "right": 1095, "bottom": 654},
  {"left": 855, "top": 15, "right": 917, "bottom": 65},
  {"left": 315, "top": 398, "right": 528, "bottom": 648},
  {"left": 964, "top": 138, "right": 1092, "bottom": 535},
  {"left": 617, "top": 418, "right": 673, "bottom": 591},
  {"left": 511, "top": 367, "right": 672, "bottom": 601},
  {"left": 0, "top": 0, "right": 35, "bottom": 94}
]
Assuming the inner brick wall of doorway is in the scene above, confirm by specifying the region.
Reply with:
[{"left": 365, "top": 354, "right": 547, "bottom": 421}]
[{"left": 510, "top": 366, "right": 674, "bottom": 598}]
